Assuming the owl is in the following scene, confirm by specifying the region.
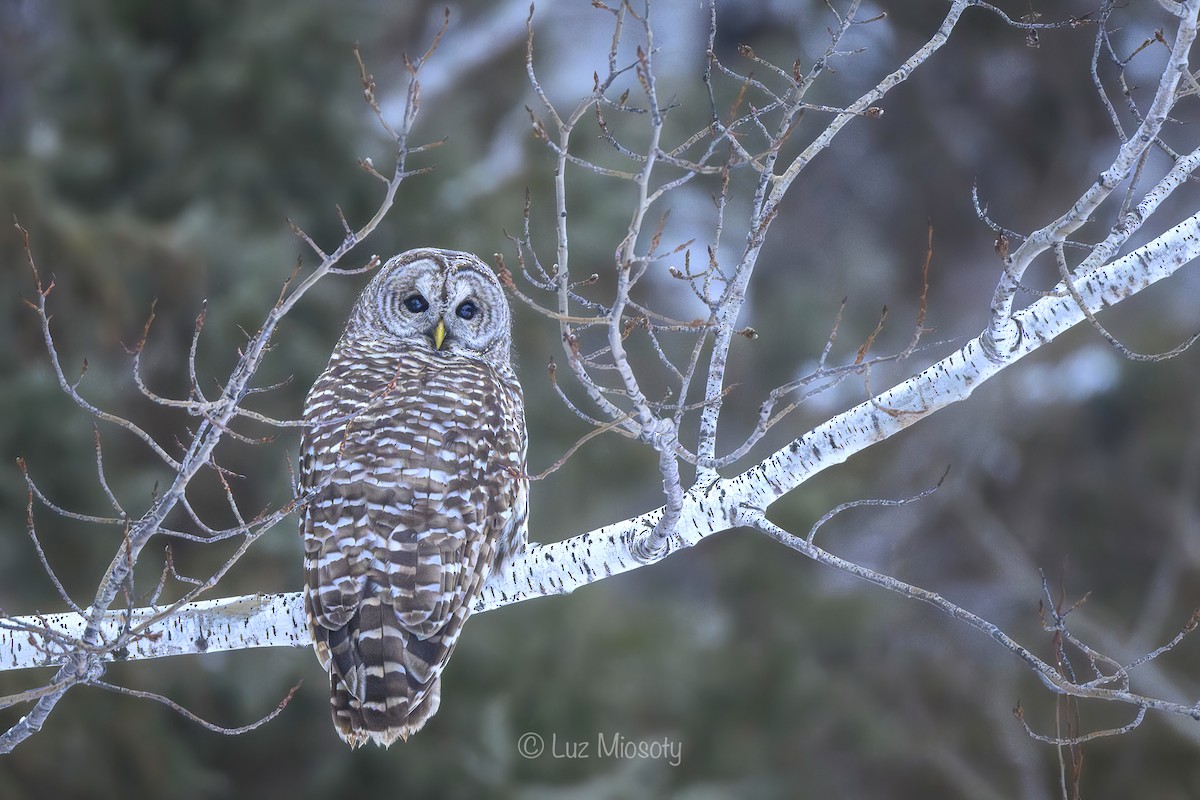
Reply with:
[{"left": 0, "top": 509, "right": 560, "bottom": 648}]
[{"left": 298, "top": 248, "right": 528, "bottom": 748}]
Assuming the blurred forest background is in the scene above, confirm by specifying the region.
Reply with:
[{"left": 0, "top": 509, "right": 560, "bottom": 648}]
[{"left": 2, "top": 1, "right": 1200, "bottom": 798}]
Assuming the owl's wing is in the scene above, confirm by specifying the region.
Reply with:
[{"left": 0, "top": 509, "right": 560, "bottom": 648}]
[{"left": 300, "top": 422, "right": 373, "bottom": 675}]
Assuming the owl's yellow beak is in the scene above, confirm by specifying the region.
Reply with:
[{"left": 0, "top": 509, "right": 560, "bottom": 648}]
[{"left": 432, "top": 318, "right": 447, "bottom": 351}]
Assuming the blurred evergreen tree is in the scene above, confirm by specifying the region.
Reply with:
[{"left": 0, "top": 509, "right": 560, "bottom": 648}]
[{"left": 1, "top": 2, "right": 1199, "bottom": 798}]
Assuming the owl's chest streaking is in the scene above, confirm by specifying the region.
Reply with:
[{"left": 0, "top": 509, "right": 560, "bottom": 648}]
[
  {"left": 299, "top": 341, "right": 527, "bottom": 596},
  {"left": 303, "top": 341, "right": 524, "bottom": 468}
]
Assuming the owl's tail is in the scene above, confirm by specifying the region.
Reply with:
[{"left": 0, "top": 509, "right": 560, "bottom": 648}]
[{"left": 321, "top": 594, "right": 448, "bottom": 749}]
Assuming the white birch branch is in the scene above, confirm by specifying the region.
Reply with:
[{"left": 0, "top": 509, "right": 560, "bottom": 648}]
[{"left": 5, "top": 211, "right": 1196, "bottom": 673}]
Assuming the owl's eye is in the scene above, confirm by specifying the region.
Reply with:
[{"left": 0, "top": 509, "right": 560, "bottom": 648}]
[
  {"left": 456, "top": 300, "right": 478, "bottom": 320},
  {"left": 403, "top": 294, "right": 429, "bottom": 313}
]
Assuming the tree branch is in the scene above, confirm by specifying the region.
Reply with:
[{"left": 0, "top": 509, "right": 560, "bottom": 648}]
[{"left": 4, "top": 214, "right": 1195, "bottom": 672}]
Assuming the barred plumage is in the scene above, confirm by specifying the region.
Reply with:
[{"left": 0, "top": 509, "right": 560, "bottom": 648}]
[{"left": 299, "top": 249, "right": 527, "bottom": 747}]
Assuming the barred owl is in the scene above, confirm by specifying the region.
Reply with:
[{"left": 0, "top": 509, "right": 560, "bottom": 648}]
[{"left": 299, "top": 248, "right": 528, "bottom": 748}]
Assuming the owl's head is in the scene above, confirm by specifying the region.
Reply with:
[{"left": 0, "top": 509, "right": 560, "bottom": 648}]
[{"left": 347, "top": 249, "right": 514, "bottom": 367}]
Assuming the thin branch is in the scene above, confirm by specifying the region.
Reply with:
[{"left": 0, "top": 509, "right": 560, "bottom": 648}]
[{"left": 91, "top": 679, "right": 302, "bottom": 736}]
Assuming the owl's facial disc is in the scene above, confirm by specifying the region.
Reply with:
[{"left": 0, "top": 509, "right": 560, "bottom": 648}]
[{"left": 357, "top": 249, "right": 512, "bottom": 367}]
